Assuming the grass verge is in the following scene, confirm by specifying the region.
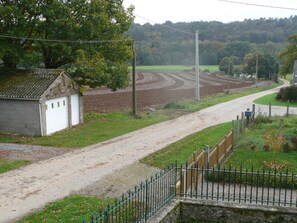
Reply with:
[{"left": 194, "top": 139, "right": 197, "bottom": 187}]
[
  {"left": 0, "top": 112, "right": 168, "bottom": 148},
  {"left": 17, "top": 195, "right": 113, "bottom": 223},
  {"left": 0, "top": 159, "right": 31, "bottom": 174},
  {"left": 141, "top": 122, "right": 232, "bottom": 169},
  {"left": 162, "top": 81, "right": 280, "bottom": 112},
  {"left": 254, "top": 93, "right": 297, "bottom": 107}
]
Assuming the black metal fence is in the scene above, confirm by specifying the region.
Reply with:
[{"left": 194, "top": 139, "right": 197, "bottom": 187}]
[
  {"left": 178, "top": 164, "right": 297, "bottom": 208},
  {"left": 83, "top": 164, "right": 177, "bottom": 223},
  {"left": 83, "top": 164, "right": 296, "bottom": 223}
]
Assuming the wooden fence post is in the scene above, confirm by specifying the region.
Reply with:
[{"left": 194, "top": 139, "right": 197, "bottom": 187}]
[
  {"left": 204, "top": 145, "right": 210, "bottom": 167},
  {"left": 252, "top": 104, "right": 255, "bottom": 120},
  {"left": 236, "top": 115, "right": 239, "bottom": 142},
  {"left": 241, "top": 112, "right": 245, "bottom": 135},
  {"left": 224, "top": 135, "right": 228, "bottom": 157},
  {"left": 216, "top": 144, "right": 219, "bottom": 164},
  {"left": 287, "top": 100, "right": 290, "bottom": 116},
  {"left": 269, "top": 103, "right": 272, "bottom": 117}
]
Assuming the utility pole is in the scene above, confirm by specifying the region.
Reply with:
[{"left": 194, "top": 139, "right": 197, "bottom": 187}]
[
  {"left": 227, "top": 62, "right": 230, "bottom": 93},
  {"left": 255, "top": 52, "right": 258, "bottom": 88},
  {"left": 195, "top": 30, "right": 200, "bottom": 100},
  {"left": 132, "top": 43, "right": 137, "bottom": 117}
]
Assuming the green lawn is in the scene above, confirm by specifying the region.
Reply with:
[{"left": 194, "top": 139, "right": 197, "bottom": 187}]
[
  {"left": 0, "top": 159, "right": 31, "bottom": 174},
  {"left": 0, "top": 112, "right": 168, "bottom": 148},
  {"left": 17, "top": 195, "right": 113, "bottom": 223},
  {"left": 254, "top": 93, "right": 297, "bottom": 107},
  {"left": 225, "top": 115, "right": 297, "bottom": 173},
  {"left": 141, "top": 122, "right": 232, "bottom": 169},
  {"left": 135, "top": 65, "right": 219, "bottom": 72}
]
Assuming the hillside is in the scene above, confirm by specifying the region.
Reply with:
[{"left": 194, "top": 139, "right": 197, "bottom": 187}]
[{"left": 128, "top": 16, "right": 297, "bottom": 66}]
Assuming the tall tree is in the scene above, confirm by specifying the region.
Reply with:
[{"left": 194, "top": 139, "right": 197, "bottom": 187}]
[
  {"left": 0, "top": 0, "right": 41, "bottom": 70},
  {"left": 280, "top": 34, "right": 297, "bottom": 77},
  {"left": 0, "top": 0, "right": 134, "bottom": 90},
  {"left": 243, "top": 51, "right": 279, "bottom": 79},
  {"left": 223, "top": 41, "right": 255, "bottom": 64},
  {"left": 219, "top": 57, "right": 234, "bottom": 75}
]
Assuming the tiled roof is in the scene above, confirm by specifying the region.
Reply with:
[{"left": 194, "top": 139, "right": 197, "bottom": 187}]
[{"left": 0, "top": 69, "right": 62, "bottom": 100}]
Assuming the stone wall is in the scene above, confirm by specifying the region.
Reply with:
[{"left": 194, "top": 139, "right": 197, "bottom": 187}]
[
  {"left": 149, "top": 199, "right": 297, "bottom": 223},
  {"left": 0, "top": 99, "right": 41, "bottom": 136}
]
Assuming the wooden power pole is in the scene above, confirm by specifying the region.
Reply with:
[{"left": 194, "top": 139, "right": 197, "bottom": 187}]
[
  {"left": 132, "top": 44, "right": 137, "bottom": 117},
  {"left": 255, "top": 52, "right": 258, "bottom": 88},
  {"left": 195, "top": 31, "right": 200, "bottom": 100}
]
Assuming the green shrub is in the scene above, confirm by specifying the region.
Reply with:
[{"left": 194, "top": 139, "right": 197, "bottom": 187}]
[
  {"left": 282, "top": 142, "right": 291, "bottom": 153},
  {"left": 291, "top": 136, "right": 297, "bottom": 151},
  {"left": 253, "top": 115, "right": 273, "bottom": 125},
  {"left": 164, "top": 101, "right": 186, "bottom": 109},
  {"left": 276, "top": 86, "right": 297, "bottom": 102},
  {"left": 205, "top": 167, "right": 296, "bottom": 190}
]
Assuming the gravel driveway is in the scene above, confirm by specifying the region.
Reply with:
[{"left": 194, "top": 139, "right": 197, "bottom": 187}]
[{"left": 0, "top": 80, "right": 296, "bottom": 223}]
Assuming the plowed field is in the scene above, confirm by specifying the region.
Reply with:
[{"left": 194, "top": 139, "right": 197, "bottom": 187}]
[{"left": 84, "top": 72, "right": 257, "bottom": 112}]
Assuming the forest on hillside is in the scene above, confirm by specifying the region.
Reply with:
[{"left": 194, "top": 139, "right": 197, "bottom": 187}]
[{"left": 128, "top": 16, "right": 297, "bottom": 67}]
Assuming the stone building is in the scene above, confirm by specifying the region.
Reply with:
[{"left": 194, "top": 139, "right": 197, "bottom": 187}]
[{"left": 0, "top": 69, "right": 83, "bottom": 136}]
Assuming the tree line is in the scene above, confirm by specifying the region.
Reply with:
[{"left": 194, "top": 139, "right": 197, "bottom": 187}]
[{"left": 129, "top": 17, "right": 297, "bottom": 78}]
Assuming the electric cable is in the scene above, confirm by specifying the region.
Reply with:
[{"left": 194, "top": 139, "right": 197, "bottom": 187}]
[
  {"left": 217, "top": 0, "right": 297, "bottom": 11},
  {"left": 0, "top": 34, "right": 131, "bottom": 44}
]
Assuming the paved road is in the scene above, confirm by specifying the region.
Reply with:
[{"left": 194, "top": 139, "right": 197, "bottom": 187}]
[{"left": 1, "top": 81, "right": 296, "bottom": 223}]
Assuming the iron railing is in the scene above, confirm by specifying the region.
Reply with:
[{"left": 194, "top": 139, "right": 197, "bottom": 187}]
[
  {"left": 83, "top": 164, "right": 296, "bottom": 223},
  {"left": 177, "top": 164, "right": 297, "bottom": 208},
  {"left": 83, "top": 164, "right": 177, "bottom": 223}
]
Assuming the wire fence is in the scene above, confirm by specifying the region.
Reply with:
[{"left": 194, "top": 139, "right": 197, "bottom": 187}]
[{"left": 232, "top": 103, "right": 297, "bottom": 143}]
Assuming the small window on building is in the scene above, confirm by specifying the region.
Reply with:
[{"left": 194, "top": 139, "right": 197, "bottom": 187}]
[
  {"left": 63, "top": 100, "right": 66, "bottom": 106},
  {"left": 57, "top": 102, "right": 60, "bottom": 107},
  {"left": 51, "top": 103, "right": 54, "bottom": 109}
]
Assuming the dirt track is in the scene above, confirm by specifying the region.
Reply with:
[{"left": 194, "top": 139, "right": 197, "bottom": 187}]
[
  {"left": 84, "top": 72, "right": 257, "bottom": 112},
  {"left": 0, "top": 81, "right": 296, "bottom": 223}
]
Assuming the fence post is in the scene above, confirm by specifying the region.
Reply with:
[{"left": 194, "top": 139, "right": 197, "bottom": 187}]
[
  {"left": 252, "top": 104, "right": 255, "bottom": 120},
  {"left": 224, "top": 135, "right": 228, "bottom": 157},
  {"left": 192, "top": 153, "right": 196, "bottom": 165},
  {"left": 236, "top": 115, "right": 239, "bottom": 142},
  {"left": 287, "top": 100, "right": 290, "bottom": 116},
  {"left": 269, "top": 103, "right": 272, "bottom": 117},
  {"left": 174, "top": 161, "right": 178, "bottom": 197},
  {"left": 216, "top": 144, "right": 219, "bottom": 165},
  {"left": 241, "top": 112, "right": 245, "bottom": 135},
  {"left": 204, "top": 145, "right": 210, "bottom": 167},
  {"left": 145, "top": 179, "right": 149, "bottom": 222}
]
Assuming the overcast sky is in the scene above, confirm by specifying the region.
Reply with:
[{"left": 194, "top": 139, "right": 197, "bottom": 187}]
[{"left": 123, "top": 0, "right": 297, "bottom": 24}]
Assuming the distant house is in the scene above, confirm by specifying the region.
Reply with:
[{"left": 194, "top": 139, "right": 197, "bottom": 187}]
[{"left": 0, "top": 69, "right": 83, "bottom": 136}]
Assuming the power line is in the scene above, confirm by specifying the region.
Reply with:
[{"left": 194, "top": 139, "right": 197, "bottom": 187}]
[
  {"left": 217, "top": 0, "right": 297, "bottom": 11},
  {"left": 0, "top": 34, "right": 131, "bottom": 44},
  {"left": 134, "top": 14, "right": 195, "bottom": 36}
]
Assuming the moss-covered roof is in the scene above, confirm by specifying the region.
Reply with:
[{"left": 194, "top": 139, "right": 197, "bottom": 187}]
[{"left": 0, "top": 69, "right": 62, "bottom": 100}]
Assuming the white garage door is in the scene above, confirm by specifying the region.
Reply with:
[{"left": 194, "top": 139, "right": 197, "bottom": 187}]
[
  {"left": 45, "top": 97, "right": 68, "bottom": 135},
  {"left": 71, "top": 94, "right": 80, "bottom": 126}
]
